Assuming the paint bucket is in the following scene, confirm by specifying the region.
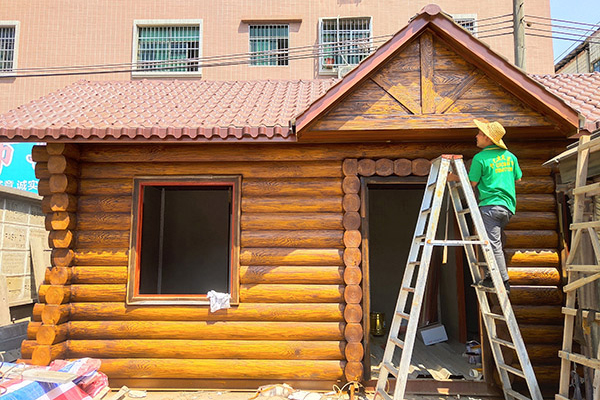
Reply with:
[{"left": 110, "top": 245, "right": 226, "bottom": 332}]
[{"left": 370, "top": 312, "right": 386, "bottom": 336}]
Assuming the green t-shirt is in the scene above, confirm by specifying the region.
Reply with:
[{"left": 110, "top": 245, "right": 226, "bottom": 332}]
[{"left": 468, "top": 145, "right": 522, "bottom": 214}]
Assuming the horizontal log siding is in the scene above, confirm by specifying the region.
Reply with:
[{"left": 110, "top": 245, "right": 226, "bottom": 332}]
[
  {"left": 69, "top": 145, "right": 348, "bottom": 383},
  {"left": 40, "top": 143, "right": 563, "bottom": 386}
]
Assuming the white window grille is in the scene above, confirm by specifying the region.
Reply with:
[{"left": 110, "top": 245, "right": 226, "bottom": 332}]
[
  {"left": 452, "top": 14, "right": 477, "bottom": 36},
  {"left": 249, "top": 24, "right": 289, "bottom": 66},
  {"left": 319, "top": 17, "right": 372, "bottom": 74},
  {"left": 0, "top": 23, "right": 18, "bottom": 75},
  {"left": 132, "top": 20, "right": 202, "bottom": 76}
]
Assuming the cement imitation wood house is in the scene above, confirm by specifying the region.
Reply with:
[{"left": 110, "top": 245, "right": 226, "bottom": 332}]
[{"left": 0, "top": 4, "right": 589, "bottom": 394}]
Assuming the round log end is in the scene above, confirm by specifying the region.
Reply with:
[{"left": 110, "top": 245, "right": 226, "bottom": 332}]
[
  {"left": 342, "top": 176, "right": 361, "bottom": 194},
  {"left": 48, "top": 267, "right": 72, "bottom": 286},
  {"left": 357, "top": 159, "right": 376, "bottom": 177},
  {"left": 343, "top": 248, "right": 361, "bottom": 267},
  {"left": 344, "top": 304, "right": 363, "bottom": 323},
  {"left": 45, "top": 286, "right": 71, "bottom": 305},
  {"left": 342, "top": 194, "right": 361, "bottom": 212},
  {"left": 343, "top": 230, "right": 362, "bottom": 248},
  {"left": 375, "top": 159, "right": 394, "bottom": 176},
  {"left": 411, "top": 158, "right": 432, "bottom": 176},
  {"left": 344, "top": 266, "right": 362, "bottom": 285},
  {"left": 394, "top": 159, "right": 412, "bottom": 177},
  {"left": 344, "top": 284, "right": 363, "bottom": 304},
  {"left": 342, "top": 212, "right": 361, "bottom": 230},
  {"left": 344, "top": 322, "right": 363, "bottom": 342},
  {"left": 344, "top": 361, "right": 364, "bottom": 381},
  {"left": 342, "top": 159, "right": 358, "bottom": 176},
  {"left": 344, "top": 342, "right": 364, "bottom": 362},
  {"left": 36, "top": 325, "right": 59, "bottom": 345},
  {"left": 32, "top": 346, "right": 52, "bottom": 366}
]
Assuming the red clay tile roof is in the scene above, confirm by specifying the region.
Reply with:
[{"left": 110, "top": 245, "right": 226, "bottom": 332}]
[
  {"left": 0, "top": 79, "right": 336, "bottom": 142},
  {"left": 531, "top": 72, "right": 600, "bottom": 133}
]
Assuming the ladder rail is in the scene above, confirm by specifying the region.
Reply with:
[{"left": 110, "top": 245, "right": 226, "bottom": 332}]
[
  {"left": 452, "top": 158, "right": 542, "bottom": 400},
  {"left": 375, "top": 155, "right": 542, "bottom": 400},
  {"left": 375, "top": 158, "right": 443, "bottom": 397}
]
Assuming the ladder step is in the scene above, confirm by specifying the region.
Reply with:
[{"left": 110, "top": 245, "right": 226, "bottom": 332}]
[
  {"left": 389, "top": 336, "right": 404, "bottom": 349},
  {"left": 401, "top": 286, "right": 415, "bottom": 293},
  {"left": 565, "top": 264, "right": 600, "bottom": 272},
  {"left": 381, "top": 361, "right": 399, "bottom": 378},
  {"left": 490, "top": 336, "right": 516, "bottom": 350},
  {"left": 421, "top": 208, "right": 432, "bottom": 215},
  {"left": 414, "top": 235, "right": 426, "bottom": 242},
  {"left": 570, "top": 220, "right": 600, "bottom": 230},
  {"left": 558, "top": 350, "right": 600, "bottom": 369},
  {"left": 474, "top": 261, "right": 488, "bottom": 266},
  {"left": 573, "top": 181, "right": 600, "bottom": 197},
  {"left": 555, "top": 395, "right": 570, "bottom": 400},
  {"left": 407, "top": 261, "right": 420, "bottom": 267},
  {"left": 375, "top": 389, "right": 393, "bottom": 400},
  {"left": 562, "top": 307, "right": 600, "bottom": 321},
  {"left": 505, "top": 389, "right": 532, "bottom": 400},
  {"left": 395, "top": 311, "right": 410, "bottom": 320},
  {"left": 482, "top": 311, "right": 506, "bottom": 322},
  {"left": 456, "top": 208, "right": 471, "bottom": 215},
  {"left": 498, "top": 363, "right": 525, "bottom": 378},
  {"left": 500, "top": 364, "right": 526, "bottom": 380}
]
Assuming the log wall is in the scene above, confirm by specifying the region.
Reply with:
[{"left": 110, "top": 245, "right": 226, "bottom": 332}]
[{"left": 24, "top": 141, "right": 567, "bottom": 388}]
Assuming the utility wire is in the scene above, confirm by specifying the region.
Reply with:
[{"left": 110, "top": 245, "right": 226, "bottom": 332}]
[
  {"left": 525, "top": 14, "right": 600, "bottom": 28},
  {"left": 7, "top": 34, "right": 394, "bottom": 74},
  {"left": 526, "top": 32, "right": 600, "bottom": 46},
  {"left": 3, "top": 13, "right": 598, "bottom": 78}
]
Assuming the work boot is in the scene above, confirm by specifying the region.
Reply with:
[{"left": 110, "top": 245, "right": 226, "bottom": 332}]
[{"left": 474, "top": 276, "right": 494, "bottom": 289}]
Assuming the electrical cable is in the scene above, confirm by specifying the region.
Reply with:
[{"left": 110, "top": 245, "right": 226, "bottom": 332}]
[
  {"left": 525, "top": 14, "right": 600, "bottom": 28},
  {"left": 7, "top": 34, "right": 394, "bottom": 74}
]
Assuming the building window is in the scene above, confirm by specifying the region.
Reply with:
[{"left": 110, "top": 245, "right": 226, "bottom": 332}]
[
  {"left": 319, "top": 17, "right": 372, "bottom": 74},
  {"left": 249, "top": 24, "right": 289, "bottom": 66},
  {"left": 132, "top": 20, "right": 202, "bottom": 76},
  {"left": 0, "top": 22, "right": 18, "bottom": 75},
  {"left": 452, "top": 14, "right": 477, "bottom": 36},
  {"left": 128, "top": 176, "right": 241, "bottom": 305},
  {"left": 593, "top": 59, "right": 600, "bottom": 72}
]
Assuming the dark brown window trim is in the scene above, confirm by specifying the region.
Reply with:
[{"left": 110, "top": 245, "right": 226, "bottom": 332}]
[{"left": 127, "top": 175, "right": 241, "bottom": 306}]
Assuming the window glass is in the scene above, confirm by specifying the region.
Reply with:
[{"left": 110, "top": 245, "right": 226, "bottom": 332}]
[
  {"left": 0, "top": 26, "right": 16, "bottom": 72},
  {"left": 128, "top": 177, "right": 240, "bottom": 305},
  {"left": 136, "top": 25, "right": 201, "bottom": 73},
  {"left": 593, "top": 60, "right": 600, "bottom": 72},
  {"left": 320, "top": 17, "right": 371, "bottom": 71},
  {"left": 249, "top": 24, "right": 289, "bottom": 66}
]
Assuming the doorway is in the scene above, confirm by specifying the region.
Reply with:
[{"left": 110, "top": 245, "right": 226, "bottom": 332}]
[{"left": 363, "top": 178, "right": 481, "bottom": 381}]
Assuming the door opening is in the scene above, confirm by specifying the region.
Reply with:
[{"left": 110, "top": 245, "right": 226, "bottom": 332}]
[{"left": 363, "top": 179, "right": 481, "bottom": 382}]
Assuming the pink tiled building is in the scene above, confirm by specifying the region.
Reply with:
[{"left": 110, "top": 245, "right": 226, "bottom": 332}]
[{"left": 0, "top": 0, "right": 554, "bottom": 113}]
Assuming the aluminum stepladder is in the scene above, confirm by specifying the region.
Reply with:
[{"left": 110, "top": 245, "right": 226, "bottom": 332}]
[{"left": 374, "top": 155, "right": 542, "bottom": 400}]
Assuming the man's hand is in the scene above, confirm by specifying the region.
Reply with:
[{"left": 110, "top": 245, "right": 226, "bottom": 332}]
[{"left": 447, "top": 172, "right": 460, "bottom": 182}]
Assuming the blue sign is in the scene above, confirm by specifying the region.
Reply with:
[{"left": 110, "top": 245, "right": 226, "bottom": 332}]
[{"left": 0, "top": 143, "right": 39, "bottom": 194}]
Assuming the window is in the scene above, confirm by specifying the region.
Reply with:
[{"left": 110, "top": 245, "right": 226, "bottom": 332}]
[
  {"left": 249, "top": 24, "right": 289, "bottom": 66},
  {"left": 0, "top": 22, "right": 18, "bottom": 75},
  {"left": 593, "top": 59, "right": 600, "bottom": 72},
  {"left": 452, "top": 14, "right": 477, "bottom": 36},
  {"left": 319, "top": 17, "right": 372, "bottom": 74},
  {"left": 132, "top": 20, "right": 202, "bottom": 77},
  {"left": 128, "top": 176, "right": 241, "bottom": 305}
]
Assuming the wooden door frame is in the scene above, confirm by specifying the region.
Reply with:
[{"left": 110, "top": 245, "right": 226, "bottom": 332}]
[{"left": 358, "top": 175, "right": 427, "bottom": 378}]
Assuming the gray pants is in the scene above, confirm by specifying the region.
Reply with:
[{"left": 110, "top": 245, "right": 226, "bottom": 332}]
[{"left": 480, "top": 205, "right": 513, "bottom": 282}]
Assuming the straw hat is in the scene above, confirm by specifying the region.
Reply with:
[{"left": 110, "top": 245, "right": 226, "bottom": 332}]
[{"left": 473, "top": 119, "right": 507, "bottom": 149}]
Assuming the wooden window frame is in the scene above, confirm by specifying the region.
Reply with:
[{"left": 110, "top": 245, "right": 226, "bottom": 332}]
[{"left": 127, "top": 175, "right": 241, "bottom": 305}]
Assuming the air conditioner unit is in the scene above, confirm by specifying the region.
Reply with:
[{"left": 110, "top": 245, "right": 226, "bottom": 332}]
[{"left": 337, "top": 64, "right": 356, "bottom": 78}]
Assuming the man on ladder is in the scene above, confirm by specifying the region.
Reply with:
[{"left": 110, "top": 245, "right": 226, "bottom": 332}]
[
  {"left": 375, "top": 119, "right": 541, "bottom": 400},
  {"left": 452, "top": 119, "right": 522, "bottom": 294}
]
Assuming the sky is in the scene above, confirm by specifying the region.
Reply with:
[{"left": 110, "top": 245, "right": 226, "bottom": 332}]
[{"left": 550, "top": 0, "right": 600, "bottom": 63}]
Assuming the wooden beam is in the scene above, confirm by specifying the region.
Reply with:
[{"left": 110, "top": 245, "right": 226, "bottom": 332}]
[
  {"left": 435, "top": 69, "right": 483, "bottom": 114},
  {"left": 370, "top": 76, "right": 420, "bottom": 115},
  {"left": 420, "top": 31, "right": 435, "bottom": 114}
]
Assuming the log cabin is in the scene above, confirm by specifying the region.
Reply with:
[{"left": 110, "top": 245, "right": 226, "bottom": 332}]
[{"left": 0, "top": 4, "right": 590, "bottom": 396}]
